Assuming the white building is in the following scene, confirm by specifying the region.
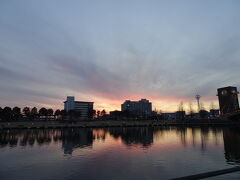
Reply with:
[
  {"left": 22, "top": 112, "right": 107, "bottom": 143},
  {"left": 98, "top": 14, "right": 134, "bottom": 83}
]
[
  {"left": 64, "top": 96, "right": 75, "bottom": 112},
  {"left": 64, "top": 96, "right": 94, "bottom": 120}
]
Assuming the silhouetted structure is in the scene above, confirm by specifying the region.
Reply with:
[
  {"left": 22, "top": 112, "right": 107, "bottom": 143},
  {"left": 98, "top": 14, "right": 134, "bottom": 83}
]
[
  {"left": 109, "top": 110, "right": 123, "bottom": 119},
  {"left": 121, "top": 99, "right": 152, "bottom": 117},
  {"left": 62, "top": 129, "right": 93, "bottom": 154},
  {"left": 0, "top": 129, "right": 94, "bottom": 155},
  {"left": 209, "top": 109, "right": 219, "bottom": 118},
  {"left": 199, "top": 110, "right": 209, "bottom": 119},
  {"left": 64, "top": 96, "right": 94, "bottom": 120},
  {"left": 176, "top": 111, "right": 186, "bottom": 121},
  {"left": 217, "top": 86, "right": 239, "bottom": 115},
  {"left": 223, "top": 127, "right": 240, "bottom": 164},
  {"left": 195, "top": 94, "right": 201, "bottom": 112},
  {"left": 161, "top": 113, "right": 176, "bottom": 120},
  {"left": 108, "top": 127, "right": 153, "bottom": 147}
]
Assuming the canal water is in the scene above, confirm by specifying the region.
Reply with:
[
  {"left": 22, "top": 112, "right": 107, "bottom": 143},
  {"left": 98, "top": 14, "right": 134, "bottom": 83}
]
[{"left": 0, "top": 127, "right": 240, "bottom": 180}]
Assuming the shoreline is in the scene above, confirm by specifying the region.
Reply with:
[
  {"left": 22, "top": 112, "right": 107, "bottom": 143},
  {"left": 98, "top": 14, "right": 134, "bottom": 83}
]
[{"left": 0, "top": 120, "right": 240, "bottom": 130}]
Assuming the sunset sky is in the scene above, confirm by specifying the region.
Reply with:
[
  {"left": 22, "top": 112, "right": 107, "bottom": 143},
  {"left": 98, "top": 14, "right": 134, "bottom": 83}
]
[{"left": 0, "top": 0, "right": 240, "bottom": 112}]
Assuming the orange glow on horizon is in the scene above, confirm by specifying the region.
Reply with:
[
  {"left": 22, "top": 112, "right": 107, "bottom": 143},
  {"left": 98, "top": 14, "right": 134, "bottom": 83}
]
[{"left": 5, "top": 92, "right": 219, "bottom": 113}]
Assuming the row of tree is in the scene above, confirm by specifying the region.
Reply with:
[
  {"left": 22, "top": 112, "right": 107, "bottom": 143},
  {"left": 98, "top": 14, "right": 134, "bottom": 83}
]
[
  {"left": 0, "top": 106, "right": 107, "bottom": 121},
  {"left": 0, "top": 107, "right": 65, "bottom": 121}
]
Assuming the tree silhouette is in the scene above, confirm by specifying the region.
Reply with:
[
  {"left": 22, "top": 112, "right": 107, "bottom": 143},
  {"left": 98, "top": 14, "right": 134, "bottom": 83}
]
[
  {"left": 200, "top": 102, "right": 205, "bottom": 111},
  {"left": 101, "top": 109, "right": 106, "bottom": 116},
  {"left": 178, "top": 102, "right": 184, "bottom": 111},
  {"left": 23, "top": 107, "right": 31, "bottom": 118},
  {"left": 12, "top": 107, "right": 21, "bottom": 120},
  {"left": 97, "top": 110, "right": 100, "bottom": 118},
  {"left": 2, "top": 107, "right": 12, "bottom": 121},
  {"left": 54, "top": 109, "right": 61, "bottom": 119},
  {"left": 210, "top": 102, "right": 216, "bottom": 110},
  {"left": 92, "top": 109, "right": 96, "bottom": 118},
  {"left": 39, "top": 108, "right": 48, "bottom": 118},
  {"left": 47, "top": 108, "right": 54, "bottom": 118},
  {"left": 0, "top": 107, "right": 2, "bottom": 120},
  {"left": 188, "top": 102, "right": 194, "bottom": 118},
  {"left": 60, "top": 110, "right": 67, "bottom": 120},
  {"left": 31, "top": 107, "right": 38, "bottom": 119}
]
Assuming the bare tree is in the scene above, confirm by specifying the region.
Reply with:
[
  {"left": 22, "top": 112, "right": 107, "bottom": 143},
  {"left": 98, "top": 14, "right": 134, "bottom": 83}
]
[
  {"left": 200, "top": 102, "right": 205, "bottom": 110},
  {"left": 178, "top": 102, "right": 184, "bottom": 111},
  {"left": 188, "top": 102, "right": 195, "bottom": 118},
  {"left": 153, "top": 108, "right": 158, "bottom": 115},
  {"left": 101, "top": 109, "right": 106, "bottom": 116},
  {"left": 188, "top": 102, "right": 194, "bottom": 114},
  {"left": 209, "top": 102, "right": 216, "bottom": 110},
  {"left": 159, "top": 109, "right": 163, "bottom": 114},
  {"left": 91, "top": 109, "right": 96, "bottom": 118},
  {"left": 97, "top": 110, "right": 100, "bottom": 118}
]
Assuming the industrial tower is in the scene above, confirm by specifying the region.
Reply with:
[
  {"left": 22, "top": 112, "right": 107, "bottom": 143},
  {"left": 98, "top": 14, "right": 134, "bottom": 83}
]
[{"left": 195, "top": 94, "right": 201, "bottom": 112}]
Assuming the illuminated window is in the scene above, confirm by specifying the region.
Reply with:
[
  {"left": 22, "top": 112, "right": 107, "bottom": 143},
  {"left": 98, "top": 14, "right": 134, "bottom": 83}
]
[{"left": 221, "top": 90, "right": 227, "bottom": 95}]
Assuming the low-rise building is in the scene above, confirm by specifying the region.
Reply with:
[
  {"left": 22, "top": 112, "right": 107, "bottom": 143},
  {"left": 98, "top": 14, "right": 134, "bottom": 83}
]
[
  {"left": 161, "top": 113, "right": 176, "bottom": 120},
  {"left": 109, "top": 110, "right": 122, "bottom": 118},
  {"left": 176, "top": 111, "right": 186, "bottom": 120},
  {"left": 199, "top": 110, "right": 209, "bottom": 119}
]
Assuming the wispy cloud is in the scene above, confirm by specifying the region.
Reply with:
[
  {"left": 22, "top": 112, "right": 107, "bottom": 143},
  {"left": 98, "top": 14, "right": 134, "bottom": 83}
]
[{"left": 0, "top": 0, "right": 239, "bottom": 111}]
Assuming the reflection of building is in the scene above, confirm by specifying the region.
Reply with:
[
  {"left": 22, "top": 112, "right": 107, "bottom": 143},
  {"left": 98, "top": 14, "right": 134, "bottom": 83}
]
[
  {"left": 121, "top": 99, "right": 152, "bottom": 116},
  {"left": 108, "top": 127, "right": 153, "bottom": 147},
  {"left": 64, "top": 96, "right": 94, "bottom": 120},
  {"left": 0, "top": 129, "right": 94, "bottom": 155},
  {"left": 217, "top": 86, "right": 239, "bottom": 115},
  {"left": 223, "top": 128, "right": 240, "bottom": 164},
  {"left": 62, "top": 129, "right": 93, "bottom": 154}
]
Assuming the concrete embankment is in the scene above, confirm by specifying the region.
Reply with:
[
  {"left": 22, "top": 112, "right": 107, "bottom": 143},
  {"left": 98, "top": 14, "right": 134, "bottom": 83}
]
[{"left": 0, "top": 120, "right": 239, "bottom": 129}]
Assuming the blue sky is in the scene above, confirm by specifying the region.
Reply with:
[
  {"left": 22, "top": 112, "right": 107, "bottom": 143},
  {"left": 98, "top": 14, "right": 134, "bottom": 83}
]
[{"left": 0, "top": 0, "right": 240, "bottom": 111}]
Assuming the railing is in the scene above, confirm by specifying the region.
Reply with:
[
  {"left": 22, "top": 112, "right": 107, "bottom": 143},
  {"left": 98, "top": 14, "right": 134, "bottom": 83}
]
[{"left": 171, "top": 166, "right": 240, "bottom": 180}]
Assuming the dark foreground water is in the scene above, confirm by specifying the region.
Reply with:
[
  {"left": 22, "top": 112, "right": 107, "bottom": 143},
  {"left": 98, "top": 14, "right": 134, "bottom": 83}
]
[{"left": 0, "top": 127, "right": 240, "bottom": 180}]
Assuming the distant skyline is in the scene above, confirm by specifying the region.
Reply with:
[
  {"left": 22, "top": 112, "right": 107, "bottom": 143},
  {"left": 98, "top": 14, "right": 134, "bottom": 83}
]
[{"left": 0, "top": 0, "right": 240, "bottom": 112}]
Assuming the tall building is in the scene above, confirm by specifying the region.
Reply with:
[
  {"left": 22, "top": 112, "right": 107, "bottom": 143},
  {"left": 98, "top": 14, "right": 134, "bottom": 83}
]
[
  {"left": 64, "top": 96, "right": 94, "bottom": 120},
  {"left": 217, "top": 86, "right": 239, "bottom": 115},
  {"left": 121, "top": 99, "right": 152, "bottom": 116}
]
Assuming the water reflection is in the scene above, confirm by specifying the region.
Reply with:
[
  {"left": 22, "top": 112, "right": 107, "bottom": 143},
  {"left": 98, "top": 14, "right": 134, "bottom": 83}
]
[
  {"left": 108, "top": 127, "right": 153, "bottom": 147},
  {"left": 0, "top": 127, "right": 240, "bottom": 165},
  {"left": 62, "top": 129, "right": 93, "bottom": 154},
  {"left": 223, "top": 127, "right": 240, "bottom": 164}
]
